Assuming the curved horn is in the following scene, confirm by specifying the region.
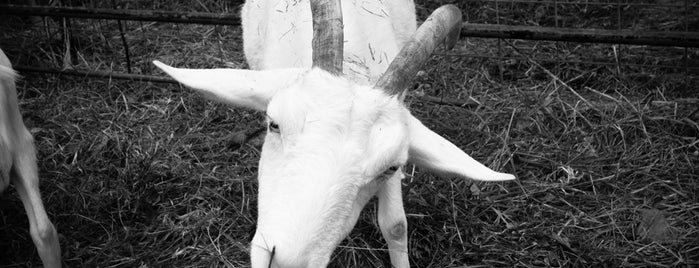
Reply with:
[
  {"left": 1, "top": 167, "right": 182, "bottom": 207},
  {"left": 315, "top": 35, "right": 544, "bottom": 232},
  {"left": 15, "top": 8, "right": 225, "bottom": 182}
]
[
  {"left": 310, "top": 0, "right": 344, "bottom": 75},
  {"left": 375, "top": 4, "right": 462, "bottom": 96}
]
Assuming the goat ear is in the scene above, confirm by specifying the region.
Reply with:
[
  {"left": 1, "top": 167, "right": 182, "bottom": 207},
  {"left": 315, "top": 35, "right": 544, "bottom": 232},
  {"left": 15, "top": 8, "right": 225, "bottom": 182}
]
[
  {"left": 153, "top": 61, "right": 304, "bottom": 111},
  {"left": 407, "top": 115, "right": 516, "bottom": 181}
]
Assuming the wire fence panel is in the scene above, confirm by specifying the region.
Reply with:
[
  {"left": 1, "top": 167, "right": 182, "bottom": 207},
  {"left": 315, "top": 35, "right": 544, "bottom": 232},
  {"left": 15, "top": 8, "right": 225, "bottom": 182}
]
[{"left": 0, "top": 0, "right": 696, "bottom": 91}]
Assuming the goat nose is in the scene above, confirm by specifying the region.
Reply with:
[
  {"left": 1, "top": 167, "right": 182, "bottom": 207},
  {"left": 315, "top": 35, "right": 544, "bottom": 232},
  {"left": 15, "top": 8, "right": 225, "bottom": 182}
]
[{"left": 268, "top": 246, "right": 277, "bottom": 267}]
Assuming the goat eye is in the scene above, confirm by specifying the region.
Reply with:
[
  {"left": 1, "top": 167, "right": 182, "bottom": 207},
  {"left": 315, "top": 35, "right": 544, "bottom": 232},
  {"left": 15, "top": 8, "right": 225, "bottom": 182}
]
[
  {"left": 384, "top": 166, "right": 400, "bottom": 174},
  {"left": 268, "top": 121, "right": 280, "bottom": 133}
]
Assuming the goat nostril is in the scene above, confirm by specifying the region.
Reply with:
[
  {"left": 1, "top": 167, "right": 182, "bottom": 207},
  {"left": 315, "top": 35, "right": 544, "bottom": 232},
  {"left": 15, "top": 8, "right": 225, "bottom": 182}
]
[
  {"left": 388, "top": 166, "right": 399, "bottom": 172},
  {"left": 268, "top": 246, "right": 276, "bottom": 268},
  {"left": 267, "top": 246, "right": 277, "bottom": 268}
]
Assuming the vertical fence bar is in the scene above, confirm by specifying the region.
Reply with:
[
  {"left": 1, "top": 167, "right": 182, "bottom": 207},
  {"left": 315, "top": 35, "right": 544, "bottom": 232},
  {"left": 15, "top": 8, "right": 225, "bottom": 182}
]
[
  {"left": 111, "top": 0, "right": 132, "bottom": 73},
  {"left": 554, "top": 0, "right": 560, "bottom": 77},
  {"left": 496, "top": 0, "right": 503, "bottom": 80},
  {"left": 615, "top": 0, "right": 623, "bottom": 82},
  {"left": 138, "top": 20, "right": 147, "bottom": 72},
  {"left": 684, "top": 0, "right": 689, "bottom": 90}
]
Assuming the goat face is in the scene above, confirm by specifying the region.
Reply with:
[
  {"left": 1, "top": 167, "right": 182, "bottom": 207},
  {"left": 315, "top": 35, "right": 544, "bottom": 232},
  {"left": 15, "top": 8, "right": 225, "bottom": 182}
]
[{"left": 255, "top": 69, "right": 410, "bottom": 266}]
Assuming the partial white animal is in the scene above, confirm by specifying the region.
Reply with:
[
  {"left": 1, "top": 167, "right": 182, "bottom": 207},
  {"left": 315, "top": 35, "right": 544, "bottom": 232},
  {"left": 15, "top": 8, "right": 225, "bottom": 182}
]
[
  {"left": 0, "top": 48, "right": 62, "bottom": 268},
  {"left": 242, "top": 0, "right": 418, "bottom": 83},
  {"left": 154, "top": 1, "right": 515, "bottom": 267}
]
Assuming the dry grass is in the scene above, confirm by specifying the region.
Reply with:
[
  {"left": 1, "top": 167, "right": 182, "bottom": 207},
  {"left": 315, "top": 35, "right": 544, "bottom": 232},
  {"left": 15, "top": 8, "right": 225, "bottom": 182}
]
[{"left": 1, "top": 0, "right": 698, "bottom": 267}]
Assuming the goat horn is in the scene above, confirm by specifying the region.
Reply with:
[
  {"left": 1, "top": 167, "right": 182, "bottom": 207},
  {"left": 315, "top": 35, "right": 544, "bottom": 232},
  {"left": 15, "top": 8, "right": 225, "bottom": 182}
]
[
  {"left": 375, "top": 4, "right": 462, "bottom": 96},
  {"left": 310, "top": 0, "right": 344, "bottom": 75}
]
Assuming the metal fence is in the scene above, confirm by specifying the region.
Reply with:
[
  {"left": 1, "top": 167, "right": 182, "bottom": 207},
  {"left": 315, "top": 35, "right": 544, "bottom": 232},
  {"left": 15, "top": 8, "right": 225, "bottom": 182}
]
[{"left": 0, "top": 0, "right": 697, "bottom": 90}]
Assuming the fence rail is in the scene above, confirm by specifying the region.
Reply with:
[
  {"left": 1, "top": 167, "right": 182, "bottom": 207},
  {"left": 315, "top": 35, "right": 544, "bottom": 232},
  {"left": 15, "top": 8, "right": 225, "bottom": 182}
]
[
  {"left": 0, "top": 4, "right": 240, "bottom": 25},
  {"left": 470, "top": 0, "right": 697, "bottom": 7},
  {"left": 462, "top": 24, "right": 699, "bottom": 48},
  {"left": 14, "top": 66, "right": 177, "bottom": 83}
]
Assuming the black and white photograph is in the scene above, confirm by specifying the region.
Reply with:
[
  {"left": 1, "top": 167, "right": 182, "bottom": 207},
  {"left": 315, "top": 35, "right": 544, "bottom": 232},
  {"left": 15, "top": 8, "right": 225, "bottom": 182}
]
[{"left": 0, "top": 0, "right": 697, "bottom": 267}]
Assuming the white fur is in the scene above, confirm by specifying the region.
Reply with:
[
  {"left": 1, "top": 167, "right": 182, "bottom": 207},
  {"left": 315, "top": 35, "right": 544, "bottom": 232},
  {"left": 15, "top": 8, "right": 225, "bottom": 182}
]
[
  {"left": 154, "top": 1, "right": 515, "bottom": 267},
  {"left": 242, "top": 0, "right": 416, "bottom": 83},
  {"left": 0, "top": 48, "right": 62, "bottom": 268}
]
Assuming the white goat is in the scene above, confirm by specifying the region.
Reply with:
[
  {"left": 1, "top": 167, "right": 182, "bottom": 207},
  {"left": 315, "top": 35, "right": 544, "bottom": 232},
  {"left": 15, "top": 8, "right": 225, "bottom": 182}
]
[
  {"left": 154, "top": 1, "right": 515, "bottom": 267},
  {"left": 0, "top": 48, "right": 62, "bottom": 268}
]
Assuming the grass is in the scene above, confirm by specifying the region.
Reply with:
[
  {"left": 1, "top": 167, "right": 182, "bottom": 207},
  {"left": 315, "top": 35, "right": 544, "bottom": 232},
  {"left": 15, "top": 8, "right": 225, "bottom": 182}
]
[{"left": 1, "top": 0, "right": 698, "bottom": 267}]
